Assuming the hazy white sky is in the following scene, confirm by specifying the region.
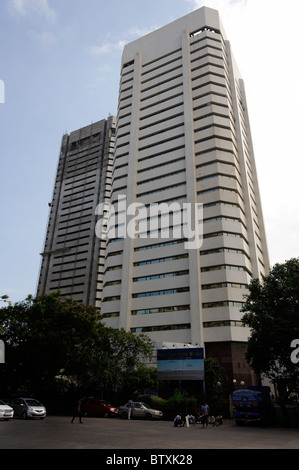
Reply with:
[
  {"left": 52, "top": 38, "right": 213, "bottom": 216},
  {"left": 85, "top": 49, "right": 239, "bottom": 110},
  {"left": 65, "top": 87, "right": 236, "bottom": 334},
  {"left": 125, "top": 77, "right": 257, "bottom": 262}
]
[{"left": 1, "top": 0, "right": 298, "bottom": 303}]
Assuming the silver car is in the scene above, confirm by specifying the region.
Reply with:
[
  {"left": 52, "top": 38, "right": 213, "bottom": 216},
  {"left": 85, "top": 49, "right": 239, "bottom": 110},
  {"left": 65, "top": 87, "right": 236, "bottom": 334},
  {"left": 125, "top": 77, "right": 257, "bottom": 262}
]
[
  {"left": 12, "top": 398, "right": 46, "bottom": 419},
  {"left": 119, "top": 401, "right": 163, "bottom": 420},
  {"left": 0, "top": 399, "right": 14, "bottom": 420}
]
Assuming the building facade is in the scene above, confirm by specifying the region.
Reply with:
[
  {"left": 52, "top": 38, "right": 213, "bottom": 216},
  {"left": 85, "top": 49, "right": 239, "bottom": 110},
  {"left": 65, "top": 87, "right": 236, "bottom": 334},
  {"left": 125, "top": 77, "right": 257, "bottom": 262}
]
[
  {"left": 100, "top": 7, "right": 269, "bottom": 384},
  {"left": 37, "top": 116, "right": 116, "bottom": 307}
]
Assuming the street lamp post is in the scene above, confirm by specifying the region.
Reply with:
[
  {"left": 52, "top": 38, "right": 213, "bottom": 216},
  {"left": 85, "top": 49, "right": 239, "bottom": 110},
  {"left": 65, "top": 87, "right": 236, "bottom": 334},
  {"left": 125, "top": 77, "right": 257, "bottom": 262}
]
[{"left": 233, "top": 379, "right": 245, "bottom": 389}]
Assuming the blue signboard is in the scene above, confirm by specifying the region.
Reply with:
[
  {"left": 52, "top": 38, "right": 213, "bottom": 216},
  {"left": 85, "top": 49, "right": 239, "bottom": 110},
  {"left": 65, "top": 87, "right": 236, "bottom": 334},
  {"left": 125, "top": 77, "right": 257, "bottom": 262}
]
[{"left": 157, "top": 348, "right": 204, "bottom": 380}]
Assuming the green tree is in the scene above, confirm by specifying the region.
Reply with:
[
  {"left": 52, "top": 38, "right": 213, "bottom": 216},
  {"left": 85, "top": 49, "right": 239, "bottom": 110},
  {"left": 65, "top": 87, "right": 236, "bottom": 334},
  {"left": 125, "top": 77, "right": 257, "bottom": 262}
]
[
  {"left": 123, "top": 364, "right": 157, "bottom": 394},
  {"left": 76, "top": 326, "right": 154, "bottom": 395},
  {"left": 204, "top": 357, "right": 227, "bottom": 395},
  {"left": 241, "top": 258, "right": 299, "bottom": 405},
  {"left": 0, "top": 293, "right": 101, "bottom": 395},
  {"left": 0, "top": 293, "right": 153, "bottom": 397}
]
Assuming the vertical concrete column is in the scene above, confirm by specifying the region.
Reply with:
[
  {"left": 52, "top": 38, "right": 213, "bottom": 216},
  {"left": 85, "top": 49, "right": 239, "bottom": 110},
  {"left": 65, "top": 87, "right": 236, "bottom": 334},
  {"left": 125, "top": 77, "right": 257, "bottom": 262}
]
[
  {"left": 181, "top": 30, "right": 204, "bottom": 347},
  {"left": 118, "top": 52, "right": 142, "bottom": 331}
]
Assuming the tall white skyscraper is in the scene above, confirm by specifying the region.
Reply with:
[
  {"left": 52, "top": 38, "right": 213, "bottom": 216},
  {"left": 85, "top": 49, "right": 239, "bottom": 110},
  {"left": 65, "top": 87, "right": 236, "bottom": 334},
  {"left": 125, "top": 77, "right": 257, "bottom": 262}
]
[{"left": 101, "top": 7, "right": 269, "bottom": 384}]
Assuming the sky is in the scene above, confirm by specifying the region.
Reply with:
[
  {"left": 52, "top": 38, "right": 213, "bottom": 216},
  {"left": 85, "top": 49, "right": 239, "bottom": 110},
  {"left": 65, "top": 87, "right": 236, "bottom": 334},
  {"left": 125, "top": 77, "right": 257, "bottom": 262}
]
[{"left": 0, "top": 0, "right": 299, "bottom": 304}]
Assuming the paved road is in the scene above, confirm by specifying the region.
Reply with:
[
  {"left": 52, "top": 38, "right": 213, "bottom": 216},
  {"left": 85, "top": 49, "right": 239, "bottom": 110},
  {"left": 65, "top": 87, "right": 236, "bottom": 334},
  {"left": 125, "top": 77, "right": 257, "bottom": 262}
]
[{"left": 1, "top": 416, "right": 298, "bottom": 450}]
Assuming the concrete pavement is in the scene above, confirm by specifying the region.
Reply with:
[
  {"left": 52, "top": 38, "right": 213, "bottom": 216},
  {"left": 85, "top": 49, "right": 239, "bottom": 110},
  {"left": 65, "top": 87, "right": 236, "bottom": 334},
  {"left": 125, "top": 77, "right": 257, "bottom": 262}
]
[{"left": 1, "top": 416, "right": 298, "bottom": 450}]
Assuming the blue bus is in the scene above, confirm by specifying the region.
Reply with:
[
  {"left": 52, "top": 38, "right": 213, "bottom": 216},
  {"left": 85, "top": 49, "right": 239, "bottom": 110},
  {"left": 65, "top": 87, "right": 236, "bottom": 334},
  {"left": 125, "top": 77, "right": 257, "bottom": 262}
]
[{"left": 232, "top": 386, "right": 272, "bottom": 425}]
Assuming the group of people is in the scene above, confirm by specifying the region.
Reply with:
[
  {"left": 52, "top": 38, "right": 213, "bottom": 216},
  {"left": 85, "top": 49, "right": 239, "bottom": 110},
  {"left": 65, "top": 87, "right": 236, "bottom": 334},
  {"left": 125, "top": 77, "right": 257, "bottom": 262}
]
[
  {"left": 71, "top": 397, "right": 135, "bottom": 423},
  {"left": 174, "top": 401, "right": 209, "bottom": 428},
  {"left": 71, "top": 397, "right": 211, "bottom": 427}
]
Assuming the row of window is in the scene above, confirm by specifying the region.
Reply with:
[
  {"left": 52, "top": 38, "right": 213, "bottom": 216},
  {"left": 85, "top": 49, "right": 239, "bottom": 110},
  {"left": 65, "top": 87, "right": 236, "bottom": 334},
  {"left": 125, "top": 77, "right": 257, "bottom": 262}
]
[
  {"left": 202, "top": 301, "right": 244, "bottom": 309},
  {"left": 65, "top": 165, "right": 101, "bottom": 180},
  {"left": 103, "top": 298, "right": 244, "bottom": 309},
  {"left": 103, "top": 287, "right": 191, "bottom": 302},
  {"left": 57, "top": 220, "right": 91, "bottom": 234},
  {"left": 197, "top": 171, "right": 240, "bottom": 185},
  {"left": 203, "top": 215, "right": 245, "bottom": 226},
  {"left": 102, "top": 279, "right": 248, "bottom": 294},
  {"left": 136, "top": 181, "right": 186, "bottom": 198},
  {"left": 56, "top": 235, "right": 90, "bottom": 246},
  {"left": 198, "top": 186, "right": 243, "bottom": 198},
  {"left": 203, "top": 200, "right": 244, "bottom": 213},
  {"left": 51, "top": 267, "right": 86, "bottom": 275},
  {"left": 105, "top": 243, "right": 250, "bottom": 271},
  {"left": 53, "top": 249, "right": 89, "bottom": 261},
  {"left": 103, "top": 280, "right": 121, "bottom": 287},
  {"left": 201, "top": 264, "right": 251, "bottom": 274},
  {"left": 113, "top": 175, "right": 245, "bottom": 206},
  {"left": 137, "top": 168, "right": 186, "bottom": 186},
  {"left": 69, "top": 133, "right": 101, "bottom": 151},
  {"left": 196, "top": 156, "right": 240, "bottom": 170},
  {"left": 49, "top": 283, "right": 84, "bottom": 291},
  {"left": 113, "top": 156, "right": 186, "bottom": 185},
  {"left": 131, "top": 305, "right": 190, "bottom": 315},
  {"left": 132, "top": 287, "right": 189, "bottom": 298},
  {"left": 138, "top": 156, "right": 185, "bottom": 175},
  {"left": 203, "top": 231, "right": 248, "bottom": 242},
  {"left": 113, "top": 155, "right": 244, "bottom": 193},
  {"left": 202, "top": 282, "right": 248, "bottom": 290},
  {"left": 128, "top": 322, "right": 244, "bottom": 332},
  {"left": 66, "top": 148, "right": 101, "bottom": 168},
  {"left": 114, "top": 171, "right": 246, "bottom": 202},
  {"left": 105, "top": 244, "right": 249, "bottom": 269},
  {"left": 133, "top": 253, "right": 188, "bottom": 266},
  {"left": 102, "top": 296, "right": 121, "bottom": 302},
  {"left": 64, "top": 176, "right": 98, "bottom": 189},
  {"left": 117, "top": 105, "right": 236, "bottom": 163},
  {"left": 133, "top": 270, "right": 189, "bottom": 282},
  {"left": 134, "top": 239, "right": 186, "bottom": 252},
  {"left": 203, "top": 320, "right": 243, "bottom": 328},
  {"left": 131, "top": 324, "right": 190, "bottom": 333},
  {"left": 103, "top": 278, "right": 248, "bottom": 293},
  {"left": 102, "top": 316, "right": 245, "bottom": 330},
  {"left": 200, "top": 247, "right": 248, "bottom": 257}
]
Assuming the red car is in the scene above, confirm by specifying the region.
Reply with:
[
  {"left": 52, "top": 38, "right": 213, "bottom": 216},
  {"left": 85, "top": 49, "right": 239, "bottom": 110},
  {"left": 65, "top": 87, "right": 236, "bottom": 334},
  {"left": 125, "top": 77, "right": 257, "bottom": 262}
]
[{"left": 83, "top": 399, "right": 118, "bottom": 418}]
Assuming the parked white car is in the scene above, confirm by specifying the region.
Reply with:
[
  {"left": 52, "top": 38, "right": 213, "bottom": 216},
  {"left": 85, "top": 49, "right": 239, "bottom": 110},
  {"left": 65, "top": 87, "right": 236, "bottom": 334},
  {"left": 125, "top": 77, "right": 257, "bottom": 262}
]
[
  {"left": 0, "top": 399, "right": 14, "bottom": 420},
  {"left": 119, "top": 401, "right": 163, "bottom": 420}
]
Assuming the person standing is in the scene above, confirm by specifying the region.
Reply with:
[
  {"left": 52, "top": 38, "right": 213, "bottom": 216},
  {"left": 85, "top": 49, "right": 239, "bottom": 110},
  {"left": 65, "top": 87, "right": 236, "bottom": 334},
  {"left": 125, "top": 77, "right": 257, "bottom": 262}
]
[
  {"left": 127, "top": 399, "right": 134, "bottom": 420},
  {"left": 201, "top": 401, "right": 209, "bottom": 428}
]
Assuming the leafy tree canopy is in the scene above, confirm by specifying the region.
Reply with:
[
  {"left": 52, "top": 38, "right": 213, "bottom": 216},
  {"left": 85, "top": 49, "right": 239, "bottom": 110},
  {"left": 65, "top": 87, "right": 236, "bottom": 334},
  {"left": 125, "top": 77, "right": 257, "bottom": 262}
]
[
  {"left": 241, "top": 258, "right": 299, "bottom": 395},
  {"left": 0, "top": 292, "right": 153, "bottom": 397}
]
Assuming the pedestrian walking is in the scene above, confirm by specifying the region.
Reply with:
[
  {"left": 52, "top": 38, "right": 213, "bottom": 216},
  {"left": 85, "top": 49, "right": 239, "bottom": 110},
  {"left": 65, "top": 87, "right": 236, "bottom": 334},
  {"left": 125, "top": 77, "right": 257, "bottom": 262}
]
[{"left": 71, "top": 398, "right": 84, "bottom": 423}]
